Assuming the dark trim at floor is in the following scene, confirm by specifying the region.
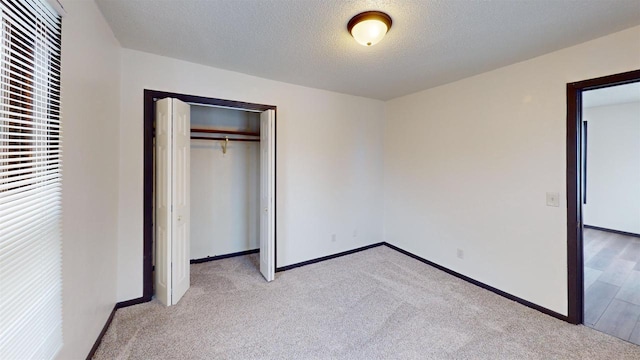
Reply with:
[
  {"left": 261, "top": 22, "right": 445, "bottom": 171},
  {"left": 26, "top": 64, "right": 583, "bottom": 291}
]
[
  {"left": 117, "top": 250, "right": 262, "bottom": 309},
  {"left": 85, "top": 305, "right": 117, "bottom": 360},
  {"left": 191, "top": 249, "right": 260, "bottom": 264},
  {"left": 384, "top": 243, "right": 571, "bottom": 323},
  {"left": 114, "top": 241, "right": 571, "bottom": 329},
  {"left": 584, "top": 225, "right": 640, "bottom": 238},
  {"left": 92, "top": 240, "right": 577, "bottom": 358},
  {"left": 275, "top": 242, "right": 385, "bottom": 272},
  {"left": 116, "top": 296, "right": 151, "bottom": 309}
]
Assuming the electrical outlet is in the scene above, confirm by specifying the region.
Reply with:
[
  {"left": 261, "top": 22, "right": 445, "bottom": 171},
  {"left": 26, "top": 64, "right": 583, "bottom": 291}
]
[
  {"left": 457, "top": 249, "right": 464, "bottom": 260},
  {"left": 546, "top": 192, "right": 560, "bottom": 207},
  {"left": 331, "top": 234, "right": 337, "bottom": 242}
]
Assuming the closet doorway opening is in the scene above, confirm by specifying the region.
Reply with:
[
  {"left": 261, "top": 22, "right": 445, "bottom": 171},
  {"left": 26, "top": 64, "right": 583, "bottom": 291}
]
[
  {"left": 566, "top": 70, "right": 640, "bottom": 335},
  {"left": 143, "top": 90, "right": 277, "bottom": 305}
]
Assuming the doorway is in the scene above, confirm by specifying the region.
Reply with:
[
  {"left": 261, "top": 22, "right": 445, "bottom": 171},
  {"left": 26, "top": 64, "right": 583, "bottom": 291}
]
[
  {"left": 143, "top": 90, "right": 277, "bottom": 304},
  {"left": 566, "top": 69, "right": 640, "bottom": 342}
]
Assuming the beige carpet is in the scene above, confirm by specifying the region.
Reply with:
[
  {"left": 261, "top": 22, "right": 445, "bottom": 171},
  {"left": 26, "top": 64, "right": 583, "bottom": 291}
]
[{"left": 94, "top": 246, "right": 640, "bottom": 359}]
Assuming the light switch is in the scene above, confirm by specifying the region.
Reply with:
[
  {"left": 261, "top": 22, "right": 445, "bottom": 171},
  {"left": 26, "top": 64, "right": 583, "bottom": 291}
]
[{"left": 546, "top": 192, "right": 560, "bottom": 207}]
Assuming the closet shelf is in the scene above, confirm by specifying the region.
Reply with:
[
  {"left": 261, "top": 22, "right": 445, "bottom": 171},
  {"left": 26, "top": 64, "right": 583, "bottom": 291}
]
[
  {"left": 191, "top": 136, "right": 259, "bottom": 142},
  {"left": 191, "top": 128, "right": 259, "bottom": 137}
]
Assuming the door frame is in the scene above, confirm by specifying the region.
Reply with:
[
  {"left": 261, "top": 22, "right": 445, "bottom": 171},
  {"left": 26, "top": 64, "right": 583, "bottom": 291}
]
[
  {"left": 142, "top": 89, "right": 277, "bottom": 302},
  {"left": 566, "top": 69, "right": 640, "bottom": 324}
]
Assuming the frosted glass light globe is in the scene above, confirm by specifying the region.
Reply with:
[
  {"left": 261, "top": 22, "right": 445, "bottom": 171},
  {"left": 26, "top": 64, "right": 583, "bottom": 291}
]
[
  {"left": 347, "top": 11, "right": 392, "bottom": 47},
  {"left": 350, "top": 19, "right": 388, "bottom": 46}
]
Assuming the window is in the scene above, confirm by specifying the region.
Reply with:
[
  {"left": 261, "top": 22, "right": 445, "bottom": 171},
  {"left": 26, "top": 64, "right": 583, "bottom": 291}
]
[{"left": 0, "top": 0, "right": 63, "bottom": 359}]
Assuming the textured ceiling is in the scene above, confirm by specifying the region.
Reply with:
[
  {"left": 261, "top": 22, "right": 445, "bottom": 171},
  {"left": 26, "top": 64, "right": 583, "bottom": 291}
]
[
  {"left": 583, "top": 82, "right": 640, "bottom": 108},
  {"left": 95, "top": 0, "right": 640, "bottom": 100}
]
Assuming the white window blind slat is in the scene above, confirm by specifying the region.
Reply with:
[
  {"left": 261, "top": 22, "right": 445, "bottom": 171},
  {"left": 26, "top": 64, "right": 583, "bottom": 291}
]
[
  {"left": 0, "top": 203, "right": 57, "bottom": 249},
  {"left": 0, "top": 165, "right": 61, "bottom": 178},
  {"left": 0, "top": 122, "right": 60, "bottom": 133},
  {"left": 0, "top": 147, "right": 62, "bottom": 163},
  {"left": 17, "top": 0, "right": 61, "bottom": 34},
  {"left": 0, "top": 208, "right": 59, "bottom": 243},
  {"left": 0, "top": 72, "right": 60, "bottom": 103},
  {"left": 0, "top": 190, "right": 57, "bottom": 221},
  {"left": 0, "top": 166, "right": 60, "bottom": 186},
  {"left": 0, "top": 131, "right": 60, "bottom": 138},
  {"left": 0, "top": 0, "right": 62, "bottom": 358},
  {"left": 0, "top": 210, "right": 60, "bottom": 264},
  {"left": 0, "top": 59, "right": 62, "bottom": 91},
  {"left": 0, "top": 233, "right": 59, "bottom": 338},
  {"left": 0, "top": 158, "right": 60, "bottom": 173},
  {"left": 1, "top": 239, "right": 59, "bottom": 311},
  {"left": 0, "top": 228, "right": 60, "bottom": 317},
  {"left": 0, "top": 136, "right": 59, "bottom": 144},
  {"left": 0, "top": 84, "right": 61, "bottom": 107},
  {"left": 11, "top": 298, "right": 62, "bottom": 360},
  {"left": 1, "top": 235, "right": 59, "bottom": 310},
  {"left": 18, "top": 297, "right": 63, "bottom": 360},
  {"left": 0, "top": 180, "right": 57, "bottom": 205},
  {"left": 0, "top": 91, "right": 61, "bottom": 111},
  {"left": 0, "top": 177, "right": 58, "bottom": 199},
  {"left": 0, "top": 150, "right": 60, "bottom": 157},
  {"left": 0, "top": 44, "right": 62, "bottom": 77},
  {"left": 0, "top": 109, "right": 61, "bottom": 124},
  {"left": 0, "top": 137, "right": 60, "bottom": 145},
  {"left": 0, "top": 12, "right": 60, "bottom": 55},
  {"left": 0, "top": 146, "right": 61, "bottom": 152},
  {"left": 0, "top": 171, "right": 60, "bottom": 185},
  {"left": 1, "top": 277, "right": 61, "bottom": 358},
  {"left": 0, "top": 66, "right": 60, "bottom": 95},
  {"left": 0, "top": 204, "right": 60, "bottom": 243},
  {"left": 0, "top": 168, "right": 60, "bottom": 181},
  {"left": 0, "top": 154, "right": 60, "bottom": 166},
  {"left": 28, "top": 315, "right": 63, "bottom": 360},
  {"left": 2, "top": 289, "right": 60, "bottom": 359},
  {"left": 0, "top": 2, "right": 62, "bottom": 51}
]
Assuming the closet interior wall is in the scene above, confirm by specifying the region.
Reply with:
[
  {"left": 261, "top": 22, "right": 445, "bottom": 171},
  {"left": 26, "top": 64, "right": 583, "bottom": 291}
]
[{"left": 190, "top": 105, "right": 261, "bottom": 260}]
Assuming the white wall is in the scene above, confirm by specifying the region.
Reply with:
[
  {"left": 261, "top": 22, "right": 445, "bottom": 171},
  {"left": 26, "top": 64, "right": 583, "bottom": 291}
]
[
  {"left": 384, "top": 26, "right": 640, "bottom": 315},
  {"left": 583, "top": 101, "right": 640, "bottom": 234},
  {"left": 190, "top": 106, "right": 260, "bottom": 259},
  {"left": 117, "top": 50, "right": 385, "bottom": 301},
  {"left": 58, "top": 0, "right": 120, "bottom": 359}
]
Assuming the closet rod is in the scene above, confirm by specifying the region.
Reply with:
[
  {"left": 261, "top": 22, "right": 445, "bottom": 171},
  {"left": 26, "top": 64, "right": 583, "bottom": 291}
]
[
  {"left": 191, "top": 136, "right": 259, "bottom": 142},
  {"left": 190, "top": 128, "right": 259, "bottom": 136}
]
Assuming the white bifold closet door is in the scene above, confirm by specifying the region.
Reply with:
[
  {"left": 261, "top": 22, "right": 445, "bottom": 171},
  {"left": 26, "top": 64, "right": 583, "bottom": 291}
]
[
  {"left": 155, "top": 98, "right": 191, "bottom": 306},
  {"left": 260, "top": 109, "right": 276, "bottom": 281}
]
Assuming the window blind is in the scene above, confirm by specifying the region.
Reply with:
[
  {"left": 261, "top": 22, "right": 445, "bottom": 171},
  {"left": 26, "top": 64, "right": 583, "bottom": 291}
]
[{"left": 0, "top": 0, "right": 63, "bottom": 359}]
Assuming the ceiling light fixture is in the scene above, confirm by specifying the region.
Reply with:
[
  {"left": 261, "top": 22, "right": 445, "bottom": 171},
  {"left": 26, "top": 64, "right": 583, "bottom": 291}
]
[{"left": 347, "top": 11, "right": 392, "bottom": 47}]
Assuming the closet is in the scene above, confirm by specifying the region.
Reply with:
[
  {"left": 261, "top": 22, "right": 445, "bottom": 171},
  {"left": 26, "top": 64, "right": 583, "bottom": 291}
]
[
  {"left": 152, "top": 95, "right": 275, "bottom": 307},
  {"left": 190, "top": 105, "right": 261, "bottom": 261}
]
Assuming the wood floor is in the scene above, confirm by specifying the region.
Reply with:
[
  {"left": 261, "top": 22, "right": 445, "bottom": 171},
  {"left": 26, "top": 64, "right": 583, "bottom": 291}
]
[{"left": 584, "top": 227, "right": 640, "bottom": 345}]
